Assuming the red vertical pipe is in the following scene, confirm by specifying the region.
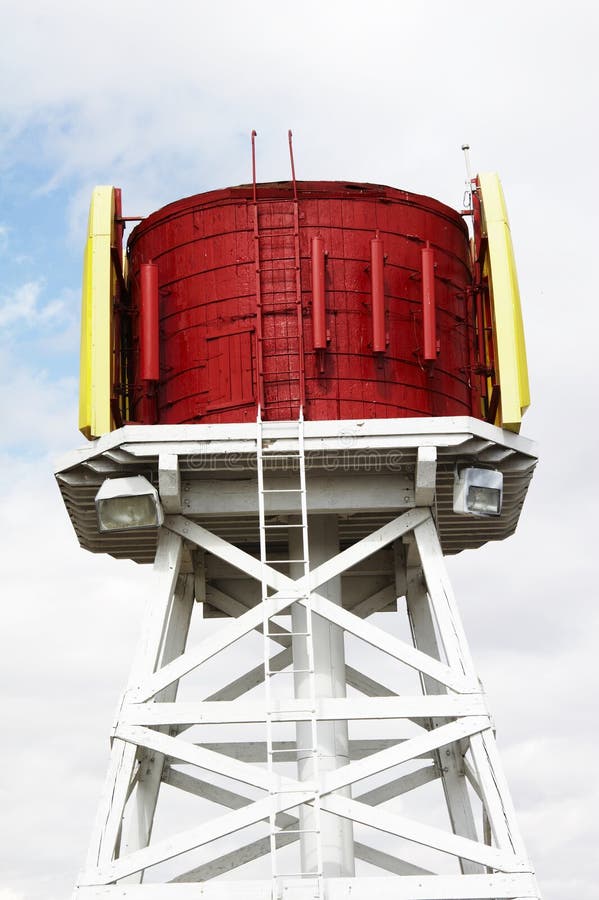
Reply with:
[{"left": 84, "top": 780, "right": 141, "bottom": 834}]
[
  {"left": 311, "top": 236, "right": 327, "bottom": 350},
  {"left": 140, "top": 262, "right": 160, "bottom": 381},
  {"left": 370, "top": 236, "right": 386, "bottom": 353},
  {"left": 421, "top": 242, "right": 437, "bottom": 361}
]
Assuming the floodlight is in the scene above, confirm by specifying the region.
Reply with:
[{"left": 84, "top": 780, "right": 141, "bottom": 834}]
[
  {"left": 453, "top": 467, "right": 503, "bottom": 518},
  {"left": 95, "top": 476, "right": 164, "bottom": 532}
]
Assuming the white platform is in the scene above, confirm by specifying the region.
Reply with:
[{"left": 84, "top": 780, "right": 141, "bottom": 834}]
[{"left": 56, "top": 416, "right": 537, "bottom": 565}]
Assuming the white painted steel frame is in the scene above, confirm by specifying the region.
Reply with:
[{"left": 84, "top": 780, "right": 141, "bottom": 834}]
[{"left": 72, "top": 445, "right": 541, "bottom": 899}]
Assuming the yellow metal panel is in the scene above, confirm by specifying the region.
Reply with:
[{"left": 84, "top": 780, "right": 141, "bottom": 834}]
[
  {"left": 478, "top": 173, "right": 530, "bottom": 432},
  {"left": 79, "top": 186, "right": 115, "bottom": 439}
]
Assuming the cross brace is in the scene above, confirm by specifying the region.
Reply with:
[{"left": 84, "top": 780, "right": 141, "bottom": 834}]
[{"left": 72, "top": 478, "right": 541, "bottom": 899}]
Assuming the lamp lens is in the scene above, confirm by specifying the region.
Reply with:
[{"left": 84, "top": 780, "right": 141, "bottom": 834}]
[
  {"left": 466, "top": 486, "right": 501, "bottom": 516},
  {"left": 98, "top": 495, "right": 159, "bottom": 531}
]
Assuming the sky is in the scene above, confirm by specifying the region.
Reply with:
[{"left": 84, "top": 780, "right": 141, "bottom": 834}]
[{"left": 0, "top": 1, "right": 598, "bottom": 897}]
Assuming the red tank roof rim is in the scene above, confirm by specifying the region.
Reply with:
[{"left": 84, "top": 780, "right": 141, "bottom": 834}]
[{"left": 128, "top": 180, "right": 468, "bottom": 246}]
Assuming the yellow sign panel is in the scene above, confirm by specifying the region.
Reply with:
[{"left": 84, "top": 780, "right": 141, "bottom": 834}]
[
  {"left": 478, "top": 173, "right": 530, "bottom": 432},
  {"left": 79, "top": 186, "right": 116, "bottom": 439}
]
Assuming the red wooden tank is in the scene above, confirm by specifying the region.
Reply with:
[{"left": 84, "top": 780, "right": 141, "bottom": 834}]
[{"left": 125, "top": 181, "right": 482, "bottom": 424}]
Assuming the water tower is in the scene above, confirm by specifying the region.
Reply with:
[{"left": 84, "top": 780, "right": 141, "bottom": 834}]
[{"left": 56, "top": 135, "right": 542, "bottom": 899}]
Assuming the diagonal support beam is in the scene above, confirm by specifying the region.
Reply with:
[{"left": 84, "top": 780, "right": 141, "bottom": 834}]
[
  {"left": 163, "top": 763, "right": 439, "bottom": 883},
  {"left": 306, "top": 509, "right": 430, "bottom": 592},
  {"left": 130, "top": 599, "right": 287, "bottom": 702},
  {"left": 170, "top": 824, "right": 298, "bottom": 883},
  {"left": 307, "top": 593, "right": 469, "bottom": 692},
  {"left": 165, "top": 762, "right": 439, "bottom": 809},
  {"left": 353, "top": 842, "right": 433, "bottom": 877},
  {"left": 82, "top": 792, "right": 314, "bottom": 885},
  {"left": 135, "top": 510, "right": 463, "bottom": 701},
  {"left": 207, "top": 583, "right": 399, "bottom": 701},
  {"left": 170, "top": 835, "right": 434, "bottom": 883},
  {"left": 321, "top": 795, "right": 531, "bottom": 873},
  {"left": 165, "top": 508, "right": 429, "bottom": 601},
  {"left": 321, "top": 717, "right": 490, "bottom": 795},
  {"left": 115, "top": 724, "right": 308, "bottom": 795}
]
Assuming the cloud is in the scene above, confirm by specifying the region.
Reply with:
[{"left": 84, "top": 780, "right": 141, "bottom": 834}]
[
  {"left": 0, "top": 1, "right": 595, "bottom": 240},
  {"left": 0, "top": 280, "right": 66, "bottom": 329},
  {"left": 0, "top": 460, "right": 153, "bottom": 898}
]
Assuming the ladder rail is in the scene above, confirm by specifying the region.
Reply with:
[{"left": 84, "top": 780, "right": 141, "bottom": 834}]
[
  {"left": 297, "top": 409, "right": 325, "bottom": 891},
  {"left": 257, "top": 410, "right": 324, "bottom": 896},
  {"left": 254, "top": 192, "right": 305, "bottom": 419},
  {"left": 256, "top": 408, "right": 278, "bottom": 879}
]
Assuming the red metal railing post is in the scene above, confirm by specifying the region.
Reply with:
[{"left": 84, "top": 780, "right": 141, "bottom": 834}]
[
  {"left": 251, "top": 130, "right": 258, "bottom": 204},
  {"left": 370, "top": 235, "right": 386, "bottom": 353},
  {"left": 311, "top": 236, "right": 327, "bottom": 351},
  {"left": 140, "top": 262, "right": 160, "bottom": 381},
  {"left": 421, "top": 241, "right": 437, "bottom": 361}
]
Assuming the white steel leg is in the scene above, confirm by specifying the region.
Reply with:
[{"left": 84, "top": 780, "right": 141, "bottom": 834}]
[
  {"left": 119, "top": 570, "right": 195, "bottom": 880},
  {"left": 413, "top": 518, "right": 530, "bottom": 861},
  {"left": 76, "top": 530, "right": 185, "bottom": 887},
  {"left": 403, "top": 557, "right": 483, "bottom": 874}
]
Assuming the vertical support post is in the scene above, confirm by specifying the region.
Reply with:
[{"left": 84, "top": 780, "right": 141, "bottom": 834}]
[
  {"left": 290, "top": 515, "right": 355, "bottom": 877},
  {"left": 158, "top": 452, "right": 182, "bottom": 514}
]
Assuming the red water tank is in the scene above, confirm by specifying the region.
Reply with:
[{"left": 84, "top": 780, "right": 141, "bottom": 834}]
[{"left": 125, "top": 181, "right": 481, "bottom": 424}]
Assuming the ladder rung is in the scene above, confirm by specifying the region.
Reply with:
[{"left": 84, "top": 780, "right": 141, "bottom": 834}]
[
  {"left": 270, "top": 787, "right": 317, "bottom": 794},
  {"left": 276, "top": 829, "right": 320, "bottom": 836},
  {"left": 265, "top": 631, "right": 311, "bottom": 638},
  {"left": 277, "top": 870, "right": 323, "bottom": 877},
  {"left": 269, "top": 747, "right": 316, "bottom": 755},
  {"left": 266, "top": 558, "right": 307, "bottom": 564},
  {"left": 262, "top": 523, "right": 305, "bottom": 530},
  {"left": 266, "top": 666, "right": 313, "bottom": 675},
  {"left": 262, "top": 488, "right": 302, "bottom": 493}
]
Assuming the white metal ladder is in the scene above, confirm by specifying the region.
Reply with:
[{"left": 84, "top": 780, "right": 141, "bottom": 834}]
[{"left": 256, "top": 409, "right": 324, "bottom": 899}]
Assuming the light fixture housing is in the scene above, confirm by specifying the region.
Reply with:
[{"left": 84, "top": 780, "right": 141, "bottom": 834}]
[
  {"left": 95, "top": 476, "right": 164, "bottom": 532},
  {"left": 453, "top": 467, "right": 503, "bottom": 518}
]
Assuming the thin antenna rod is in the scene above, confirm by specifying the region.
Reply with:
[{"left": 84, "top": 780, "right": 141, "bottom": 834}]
[
  {"left": 288, "top": 129, "right": 298, "bottom": 200},
  {"left": 461, "top": 143, "right": 474, "bottom": 212},
  {"left": 461, "top": 143, "right": 473, "bottom": 184},
  {"left": 251, "top": 130, "right": 258, "bottom": 204}
]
